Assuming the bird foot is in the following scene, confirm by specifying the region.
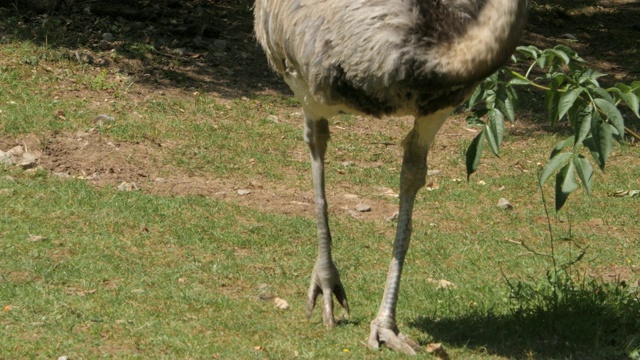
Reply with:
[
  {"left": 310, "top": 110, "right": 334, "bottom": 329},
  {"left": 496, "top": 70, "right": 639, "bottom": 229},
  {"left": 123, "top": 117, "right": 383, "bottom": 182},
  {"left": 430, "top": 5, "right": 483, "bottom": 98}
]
[
  {"left": 368, "top": 319, "right": 421, "bottom": 355},
  {"left": 306, "top": 261, "right": 349, "bottom": 327}
]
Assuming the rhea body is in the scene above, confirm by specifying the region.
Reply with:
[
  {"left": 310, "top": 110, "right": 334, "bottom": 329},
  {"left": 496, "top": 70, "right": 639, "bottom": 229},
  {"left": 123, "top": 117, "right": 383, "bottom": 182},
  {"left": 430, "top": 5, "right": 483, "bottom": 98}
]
[{"left": 254, "top": 0, "right": 528, "bottom": 354}]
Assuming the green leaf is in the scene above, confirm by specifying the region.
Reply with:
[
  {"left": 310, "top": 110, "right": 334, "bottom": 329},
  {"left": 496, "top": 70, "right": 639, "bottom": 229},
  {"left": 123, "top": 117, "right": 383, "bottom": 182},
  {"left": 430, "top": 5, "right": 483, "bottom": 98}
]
[
  {"left": 583, "top": 136, "right": 604, "bottom": 170},
  {"left": 466, "top": 128, "right": 486, "bottom": 180},
  {"left": 572, "top": 104, "right": 593, "bottom": 147},
  {"left": 554, "top": 45, "right": 584, "bottom": 63},
  {"left": 467, "top": 84, "right": 485, "bottom": 110},
  {"left": 555, "top": 162, "right": 579, "bottom": 211},
  {"left": 578, "top": 69, "right": 606, "bottom": 87},
  {"left": 594, "top": 98, "right": 625, "bottom": 138},
  {"left": 467, "top": 110, "right": 488, "bottom": 125},
  {"left": 592, "top": 86, "right": 615, "bottom": 104},
  {"left": 549, "top": 49, "right": 571, "bottom": 66},
  {"left": 574, "top": 155, "right": 594, "bottom": 195},
  {"left": 622, "top": 91, "right": 639, "bottom": 118},
  {"left": 558, "top": 87, "right": 583, "bottom": 121},
  {"left": 516, "top": 45, "right": 540, "bottom": 60},
  {"left": 485, "top": 109, "right": 505, "bottom": 156},
  {"left": 539, "top": 152, "right": 572, "bottom": 187},
  {"left": 536, "top": 55, "right": 548, "bottom": 69},
  {"left": 613, "top": 84, "right": 640, "bottom": 118},
  {"left": 496, "top": 90, "right": 516, "bottom": 123},
  {"left": 550, "top": 136, "right": 575, "bottom": 159},
  {"left": 590, "top": 113, "right": 613, "bottom": 170},
  {"left": 545, "top": 90, "right": 559, "bottom": 124},
  {"left": 485, "top": 89, "right": 497, "bottom": 108},
  {"left": 508, "top": 78, "right": 531, "bottom": 86}
]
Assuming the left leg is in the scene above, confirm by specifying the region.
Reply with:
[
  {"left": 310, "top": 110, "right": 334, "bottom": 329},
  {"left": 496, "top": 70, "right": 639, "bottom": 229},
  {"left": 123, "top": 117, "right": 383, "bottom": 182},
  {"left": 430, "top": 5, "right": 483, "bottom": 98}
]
[{"left": 303, "top": 110, "right": 349, "bottom": 327}]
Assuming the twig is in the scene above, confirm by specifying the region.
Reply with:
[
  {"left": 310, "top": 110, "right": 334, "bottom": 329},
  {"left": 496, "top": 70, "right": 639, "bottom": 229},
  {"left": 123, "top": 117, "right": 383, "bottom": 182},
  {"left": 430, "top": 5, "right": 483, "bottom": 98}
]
[
  {"left": 504, "top": 238, "right": 553, "bottom": 258},
  {"left": 625, "top": 126, "right": 640, "bottom": 142},
  {"left": 370, "top": 141, "right": 396, "bottom": 146}
]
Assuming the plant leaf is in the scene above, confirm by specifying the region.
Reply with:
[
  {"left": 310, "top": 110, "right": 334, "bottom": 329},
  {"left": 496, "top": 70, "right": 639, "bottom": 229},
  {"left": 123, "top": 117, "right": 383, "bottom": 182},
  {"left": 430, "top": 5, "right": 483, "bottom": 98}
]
[
  {"left": 484, "top": 109, "right": 504, "bottom": 157},
  {"left": 583, "top": 136, "right": 603, "bottom": 170},
  {"left": 516, "top": 45, "right": 540, "bottom": 60},
  {"left": 590, "top": 113, "right": 613, "bottom": 171},
  {"left": 549, "top": 48, "right": 571, "bottom": 66},
  {"left": 558, "top": 87, "right": 584, "bottom": 121},
  {"left": 497, "top": 89, "right": 516, "bottom": 122},
  {"left": 489, "top": 108, "right": 505, "bottom": 146},
  {"left": 573, "top": 155, "right": 594, "bottom": 195},
  {"left": 613, "top": 84, "right": 640, "bottom": 118},
  {"left": 555, "top": 162, "right": 579, "bottom": 211},
  {"left": 545, "top": 90, "right": 559, "bottom": 124},
  {"left": 466, "top": 129, "right": 486, "bottom": 180},
  {"left": 467, "top": 84, "right": 485, "bottom": 110},
  {"left": 592, "top": 86, "right": 615, "bottom": 104},
  {"left": 508, "top": 78, "right": 531, "bottom": 86},
  {"left": 573, "top": 104, "right": 593, "bottom": 147},
  {"left": 550, "top": 136, "right": 575, "bottom": 159},
  {"left": 594, "top": 98, "right": 625, "bottom": 139},
  {"left": 539, "top": 152, "right": 572, "bottom": 187}
]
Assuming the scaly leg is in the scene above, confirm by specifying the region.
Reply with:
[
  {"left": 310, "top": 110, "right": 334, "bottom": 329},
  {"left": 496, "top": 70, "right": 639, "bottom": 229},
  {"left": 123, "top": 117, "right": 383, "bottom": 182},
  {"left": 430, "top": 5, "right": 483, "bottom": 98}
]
[
  {"left": 303, "top": 112, "right": 349, "bottom": 327},
  {"left": 368, "top": 110, "right": 451, "bottom": 355}
]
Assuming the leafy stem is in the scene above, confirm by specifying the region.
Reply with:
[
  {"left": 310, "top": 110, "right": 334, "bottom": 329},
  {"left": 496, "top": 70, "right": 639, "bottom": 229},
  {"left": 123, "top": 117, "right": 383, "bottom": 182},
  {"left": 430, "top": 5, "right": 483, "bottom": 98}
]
[{"left": 465, "top": 44, "right": 640, "bottom": 211}]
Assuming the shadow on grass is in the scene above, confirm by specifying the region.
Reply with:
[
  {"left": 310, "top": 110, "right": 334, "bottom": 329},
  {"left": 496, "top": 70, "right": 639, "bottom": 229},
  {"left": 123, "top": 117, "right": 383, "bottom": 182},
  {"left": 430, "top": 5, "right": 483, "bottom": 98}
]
[{"left": 410, "top": 282, "right": 640, "bottom": 359}]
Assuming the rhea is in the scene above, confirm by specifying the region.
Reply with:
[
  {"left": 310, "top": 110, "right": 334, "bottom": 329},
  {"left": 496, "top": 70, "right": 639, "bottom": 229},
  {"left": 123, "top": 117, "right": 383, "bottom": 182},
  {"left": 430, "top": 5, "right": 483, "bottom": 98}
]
[{"left": 254, "top": 0, "right": 528, "bottom": 354}]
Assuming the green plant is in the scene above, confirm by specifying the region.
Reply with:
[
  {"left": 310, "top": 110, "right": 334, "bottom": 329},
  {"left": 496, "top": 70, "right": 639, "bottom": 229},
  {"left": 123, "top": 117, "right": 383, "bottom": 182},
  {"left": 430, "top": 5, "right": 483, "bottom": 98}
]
[
  {"left": 465, "top": 45, "right": 640, "bottom": 210},
  {"left": 502, "top": 188, "right": 640, "bottom": 358}
]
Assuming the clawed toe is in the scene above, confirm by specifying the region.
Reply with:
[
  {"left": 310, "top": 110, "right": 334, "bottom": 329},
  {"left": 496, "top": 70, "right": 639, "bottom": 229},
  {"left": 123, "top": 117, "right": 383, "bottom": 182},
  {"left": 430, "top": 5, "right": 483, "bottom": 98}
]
[
  {"left": 368, "top": 319, "right": 421, "bottom": 355},
  {"left": 306, "top": 270, "right": 350, "bottom": 327}
]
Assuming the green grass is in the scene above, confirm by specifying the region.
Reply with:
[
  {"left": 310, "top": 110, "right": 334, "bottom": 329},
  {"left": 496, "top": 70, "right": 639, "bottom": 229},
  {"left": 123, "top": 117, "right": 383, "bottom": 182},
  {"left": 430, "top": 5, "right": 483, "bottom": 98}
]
[{"left": 0, "top": 21, "right": 639, "bottom": 360}]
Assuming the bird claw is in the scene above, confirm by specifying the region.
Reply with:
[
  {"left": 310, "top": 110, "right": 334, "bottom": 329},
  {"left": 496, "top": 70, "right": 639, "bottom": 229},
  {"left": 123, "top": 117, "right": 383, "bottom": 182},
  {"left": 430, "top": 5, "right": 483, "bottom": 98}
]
[
  {"left": 368, "top": 319, "right": 421, "bottom": 355},
  {"left": 305, "top": 263, "right": 349, "bottom": 327}
]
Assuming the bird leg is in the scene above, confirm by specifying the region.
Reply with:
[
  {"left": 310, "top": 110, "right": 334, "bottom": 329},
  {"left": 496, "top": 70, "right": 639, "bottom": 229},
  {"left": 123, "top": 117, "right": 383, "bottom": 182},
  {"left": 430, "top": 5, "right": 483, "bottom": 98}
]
[
  {"left": 369, "top": 112, "right": 449, "bottom": 355},
  {"left": 303, "top": 113, "right": 349, "bottom": 327}
]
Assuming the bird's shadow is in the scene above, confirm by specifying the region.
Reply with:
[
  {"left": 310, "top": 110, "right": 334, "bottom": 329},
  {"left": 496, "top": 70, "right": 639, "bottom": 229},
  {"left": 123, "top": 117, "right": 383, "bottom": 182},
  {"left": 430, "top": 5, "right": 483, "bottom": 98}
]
[{"left": 409, "top": 282, "right": 640, "bottom": 359}]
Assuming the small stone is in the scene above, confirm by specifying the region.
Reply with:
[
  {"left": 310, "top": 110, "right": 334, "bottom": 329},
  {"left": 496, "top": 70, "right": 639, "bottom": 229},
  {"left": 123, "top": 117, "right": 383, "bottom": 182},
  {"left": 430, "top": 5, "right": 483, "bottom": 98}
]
[
  {"left": 560, "top": 33, "right": 578, "bottom": 41},
  {"left": 102, "top": 33, "right": 115, "bottom": 42},
  {"left": 0, "top": 151, "right": 12, "bottom": 166},
  {"left": 425, "top": 343, "right": 450, "bottom": 360},
  {"left": 273, "top": 297, "right": 290, "bottom": 310},
  {"left": 94, "top": 114, "right": 115, "bottom": 125},
  {"left": 355, "top": 203, "right": 371, "bottom": 212},
  {"left": 497, "top": 198, "right": 513, "bottom": 210},
  {"left": 7, "top": 145, "right": 24, "bottom": 157},
  {"left": 118, "top": 182, "right": 139, "bottom": 191},
  {"left": 237, "top": 189, "right": 251, "bottom": 195},
  {"left": 386, "top": 211, "right": 399, "bottom": 221},
  {"left": 425, "top": 182, "right": 439, "bottom": 191},
  {"left": 0, "top": 188, "right": 15, "bottom": 196},
  {"left": 18, "top": 152, "right": 39, "bottom": 169},
  {"left": 28, "top": 235, "right": 47, "bottom": 242},
  {"left": 53, "top": 172, "right": 71, "bottom": 179}
]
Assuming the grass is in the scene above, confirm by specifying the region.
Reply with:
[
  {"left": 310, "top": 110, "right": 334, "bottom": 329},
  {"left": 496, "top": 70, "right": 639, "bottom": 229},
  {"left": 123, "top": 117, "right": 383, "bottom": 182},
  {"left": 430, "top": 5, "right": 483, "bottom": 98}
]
[{"left": 1, "top": 9, "right": 639, "bottom": 360}]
